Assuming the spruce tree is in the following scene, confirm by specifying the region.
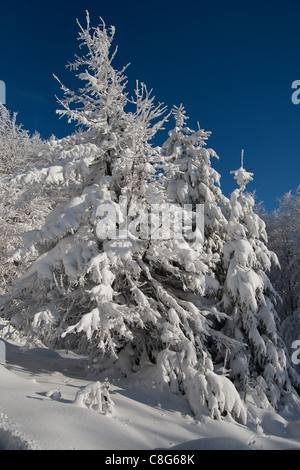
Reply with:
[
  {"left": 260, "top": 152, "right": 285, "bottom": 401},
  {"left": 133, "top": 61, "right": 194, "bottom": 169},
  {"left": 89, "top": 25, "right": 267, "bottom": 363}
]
[
  {"left": 162, "top": 105, "right": 228, "bottom": 256},
  {"left": 149, "top": 106, "right": 247, "bottom": 422},
  {"left": 220, "top": 153, "right": 300, "bottom": 409},
  {"left": 0, "top": 13, "right": 167, "bottom": 360}
]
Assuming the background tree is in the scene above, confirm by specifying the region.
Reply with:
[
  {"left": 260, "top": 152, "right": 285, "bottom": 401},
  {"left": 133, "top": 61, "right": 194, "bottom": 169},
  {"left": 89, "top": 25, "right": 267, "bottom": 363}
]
[
  {"left": 0, "top": 103, "right": 48, "bottom": 175},
  {"left": 262, "top": 189, "right": 300, "bottom": 376},
  {"left": 263, "top": 190, "right": 300, "bottom": 318},
  {"left": 0, "top": 104, "right": 56, "bottom": 292}
]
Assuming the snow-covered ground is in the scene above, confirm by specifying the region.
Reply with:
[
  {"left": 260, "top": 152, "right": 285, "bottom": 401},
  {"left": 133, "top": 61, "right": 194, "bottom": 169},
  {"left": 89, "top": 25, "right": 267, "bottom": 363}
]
[{"left": 1, "top": 322, "right": 300, "bottom": 451}]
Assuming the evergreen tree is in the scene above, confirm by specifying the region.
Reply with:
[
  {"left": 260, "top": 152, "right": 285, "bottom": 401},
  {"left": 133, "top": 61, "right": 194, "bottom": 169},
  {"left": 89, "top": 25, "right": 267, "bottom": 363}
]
[
  {"left": 0, "top": 13, "right": 166, "bottom": 357},
  {"left": 264, "top": 189, "right": 300, "bottom": 376},
  {"left": 264, "top": 189, "right": 300, "bottom": 319},
  {"left": 220, "top": 155, "right": 300, "bottom": 409},
  {"left": 162, "top": 105, "right": 228, "bottom": 256},
  {"left": 0, "top": 104, "right": 55, "bottom": 292},
  {"left": 147, "top": 106, "right": 247, "bottom": 422},
  {"left": 0, "top": 103, "right": 48, "bottom": 175}
]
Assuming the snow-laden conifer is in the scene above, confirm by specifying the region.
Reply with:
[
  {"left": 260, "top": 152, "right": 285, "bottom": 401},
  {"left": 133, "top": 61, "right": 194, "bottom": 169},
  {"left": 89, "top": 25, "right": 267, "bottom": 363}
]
[
  {"left": 220, "top": 154, "right": 300, "bottom": 409},
  {"left": 146, "top": 106, "right": 247, "bottom": 422},
  {"left": 265, "top": 189, "right": 300, "bottom": 376},
  {"left": 1, "top": 13, "right": 166, "bottom": 357},
  {"left": 0, "top": 103, "right": 48, "bottom": 176},
  {"left": 0, "top": 104, "right": 55, "bottom": 292},
  {"left": 160, "top": 105, "right": 229, "bottom": 283}
]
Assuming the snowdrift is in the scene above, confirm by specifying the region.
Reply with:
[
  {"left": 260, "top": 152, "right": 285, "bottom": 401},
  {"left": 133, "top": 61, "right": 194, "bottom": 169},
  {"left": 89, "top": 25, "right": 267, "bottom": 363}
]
[{"left": 1, "top": 329, "right": 300, "bottom": 451}]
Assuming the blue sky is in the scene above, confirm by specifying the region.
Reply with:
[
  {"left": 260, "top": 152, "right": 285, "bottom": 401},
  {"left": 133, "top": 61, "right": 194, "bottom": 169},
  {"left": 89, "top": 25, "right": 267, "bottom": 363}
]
[{"left": 1, "top": 0, "right": 300, "bottom": 211}]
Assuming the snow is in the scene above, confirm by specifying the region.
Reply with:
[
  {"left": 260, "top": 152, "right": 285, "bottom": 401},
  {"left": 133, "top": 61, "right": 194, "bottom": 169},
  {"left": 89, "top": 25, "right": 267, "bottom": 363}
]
[{"left": 1, "top": 323, "right": 300, "bottom": 451}]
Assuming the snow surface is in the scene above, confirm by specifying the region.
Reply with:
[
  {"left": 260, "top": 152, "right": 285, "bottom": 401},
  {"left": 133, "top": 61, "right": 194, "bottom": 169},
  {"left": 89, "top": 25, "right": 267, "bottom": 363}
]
[{"left": 1, "top": 322, "right": 300, "bottom": 451}]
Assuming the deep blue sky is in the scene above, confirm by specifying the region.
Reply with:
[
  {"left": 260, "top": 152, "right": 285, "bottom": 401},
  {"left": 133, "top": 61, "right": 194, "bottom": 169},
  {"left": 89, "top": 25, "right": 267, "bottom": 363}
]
[{"left": 1, "top": 0, "right": 300, "bottom": 211}]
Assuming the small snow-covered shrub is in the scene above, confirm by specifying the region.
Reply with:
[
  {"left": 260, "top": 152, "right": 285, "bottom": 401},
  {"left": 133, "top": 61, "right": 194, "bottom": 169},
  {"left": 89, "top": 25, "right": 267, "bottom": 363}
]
[{"left": 74, "top": 379, "right": 114, "bottom": 414}]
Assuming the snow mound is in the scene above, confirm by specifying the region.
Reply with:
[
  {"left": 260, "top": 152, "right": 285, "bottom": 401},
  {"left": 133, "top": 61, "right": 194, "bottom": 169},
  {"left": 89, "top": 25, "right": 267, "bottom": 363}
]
[
  {"left": 0, "top": 414, "right": 40, "bottom": 450},
  {"left": 286, "top": 420, "right": 300, "bottom": 440},
  {"left": 46, "top": 388, "right": 62, "bottom": 400},
  {"left": 168, "top": 436, "right": 252, "bottom": 450}
]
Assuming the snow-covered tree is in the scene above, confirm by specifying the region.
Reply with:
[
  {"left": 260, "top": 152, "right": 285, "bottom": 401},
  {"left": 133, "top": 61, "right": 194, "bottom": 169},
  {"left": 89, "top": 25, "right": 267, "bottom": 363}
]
[
  {"left": 0, "top": 104, "right": 57, "bottom": 292},
  {"left": 160, "top": 105, "right": 229, "bottom": 285},
  {"left": 140, "top": 106, "right": 249, "bottom": 422},
  {"left": 0, "top": 14, "right": 248, "bottom": 423},
  {"left": 263, "top": 189, "right": 300, "bottom": 318},
  {"left": 263, "top": 189, "right": 300, "bottom": 376},
  {"left": 220, "top": 157, "right": 300, "bottom": 409},
  {"left": 0, "top": 174, "right": 59, "bottom": 293},
  {"left": 1, "top": 13, "right": 164, "bottom": 348},
  {"left": 0, "top": 103, "right": 48, "bottom": 175}
]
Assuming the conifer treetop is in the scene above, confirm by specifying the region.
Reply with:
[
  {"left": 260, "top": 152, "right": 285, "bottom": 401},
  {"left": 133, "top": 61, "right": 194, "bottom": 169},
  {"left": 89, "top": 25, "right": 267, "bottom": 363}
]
[
  {"left": 230, "top": 149, "right": 254, "bottom": 192},
  {"left": 53, "top": 11, "right": 129, "bottom": 130},
  {"left": 172, "top": 104, "right": 188, "bottom": 130}
]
